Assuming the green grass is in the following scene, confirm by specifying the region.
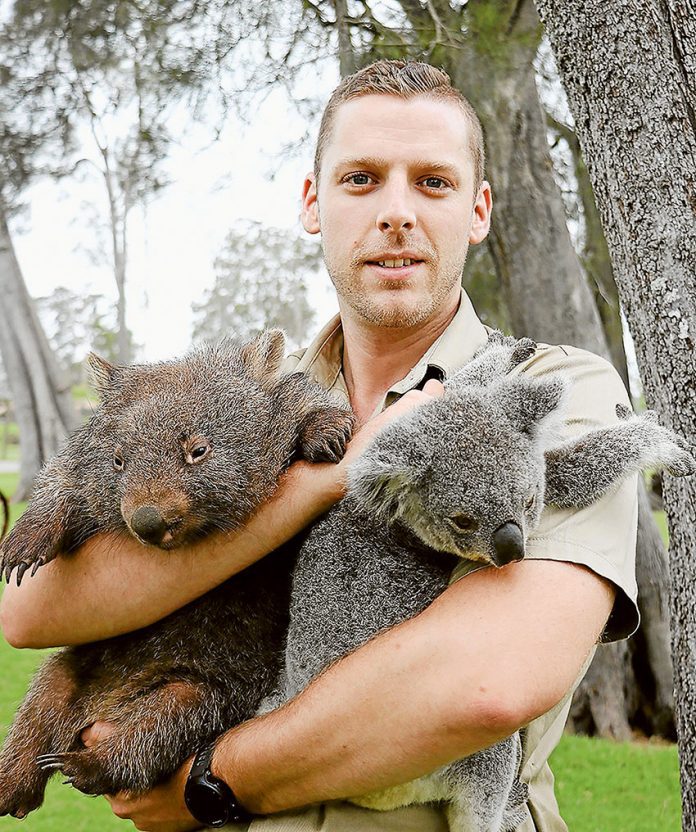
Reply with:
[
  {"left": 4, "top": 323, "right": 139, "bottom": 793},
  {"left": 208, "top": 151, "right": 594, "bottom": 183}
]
[
  {"left": 551, "top": 734, "right": 681, "bottom": 831},
  {"left": 0, "top": 471, "right": 682, "bottom": 829}
]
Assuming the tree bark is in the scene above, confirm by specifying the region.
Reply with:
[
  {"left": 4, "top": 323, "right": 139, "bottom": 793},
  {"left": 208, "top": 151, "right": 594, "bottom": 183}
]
[
  {"left": 0, "top": 206, "right": 77, "bottom": 501},
  {"left": 534, "top": 0, "right": 696, "bottom": 821}
]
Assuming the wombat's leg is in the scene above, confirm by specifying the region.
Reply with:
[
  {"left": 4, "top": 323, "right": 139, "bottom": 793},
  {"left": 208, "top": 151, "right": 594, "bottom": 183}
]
[
  {"left": 545, "top": 406, "right": 696, "bottom": 509},
  {"left": 39, "top": 680, "right": 222, "bottom": 796},
  {"left": 274, "top": 373, "right": 354, "bottom": 464},
  {"left": 0, "top": 457, "right": 91, "bottom": 585},
  {"left": 0, "top": 653, "right": 84, "bottom": 818},
  {"left": 447, "top": 334, "right": 537, "bottom": 391}
]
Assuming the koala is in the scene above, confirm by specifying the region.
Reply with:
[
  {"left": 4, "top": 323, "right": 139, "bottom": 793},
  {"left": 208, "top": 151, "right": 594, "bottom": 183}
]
[
  {"left": 277, "top": 332, "right": 695, "bottom": 832},
  {"left": 0, "top": 330, "right": 354, "bottom": 818}
]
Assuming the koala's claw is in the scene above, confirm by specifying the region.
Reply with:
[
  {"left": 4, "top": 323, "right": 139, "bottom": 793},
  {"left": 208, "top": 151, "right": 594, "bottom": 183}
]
[{"left": 510, "top": 338, "right": 537, "bottom": 368}]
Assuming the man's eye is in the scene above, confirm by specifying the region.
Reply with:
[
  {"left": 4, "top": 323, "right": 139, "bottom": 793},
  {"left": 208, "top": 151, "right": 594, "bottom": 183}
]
[
  {"left": 344, "top": 173, "right": 372, "bottom": 186},
  {"left": 423, "top": 177, "right": 447, "bottom": 189}
]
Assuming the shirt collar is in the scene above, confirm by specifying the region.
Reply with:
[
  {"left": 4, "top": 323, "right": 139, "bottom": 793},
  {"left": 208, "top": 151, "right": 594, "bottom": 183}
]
[{"left": 293, "top": 289, "right": 489, "bottom": 404}]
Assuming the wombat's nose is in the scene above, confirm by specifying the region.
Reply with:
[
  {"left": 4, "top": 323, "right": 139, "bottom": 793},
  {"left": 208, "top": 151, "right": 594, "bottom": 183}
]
[
  {"left": 491, "top": 522, "right": 524, "bottom": 567},
  {"left": 130, "top": 506, "right": 168, "bottom": 545}
]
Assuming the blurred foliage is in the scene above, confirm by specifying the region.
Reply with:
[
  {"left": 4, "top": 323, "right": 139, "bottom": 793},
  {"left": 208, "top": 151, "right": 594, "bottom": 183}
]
[{"left": 193, "top": 221, "right": 319, "bottom": 350}]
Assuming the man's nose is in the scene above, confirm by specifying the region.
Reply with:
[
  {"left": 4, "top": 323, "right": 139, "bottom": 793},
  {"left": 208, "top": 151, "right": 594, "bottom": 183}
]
[{"left": 375, "top": 180, "right": 417, "bottom": 233}]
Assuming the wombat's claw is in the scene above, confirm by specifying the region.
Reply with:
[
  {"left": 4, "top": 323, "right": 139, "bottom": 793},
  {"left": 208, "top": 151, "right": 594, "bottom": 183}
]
[
  {"left": 31, "top": 558, "right": 44, "bottom": 577},
  {"left": 36, "top": 754, "right": 67, "bottom": 772}
]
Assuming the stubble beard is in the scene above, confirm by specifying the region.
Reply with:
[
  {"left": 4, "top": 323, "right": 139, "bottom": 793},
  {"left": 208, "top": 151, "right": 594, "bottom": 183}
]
[{"left": 325, "top": 238, "right": 467, "bottom": 329}]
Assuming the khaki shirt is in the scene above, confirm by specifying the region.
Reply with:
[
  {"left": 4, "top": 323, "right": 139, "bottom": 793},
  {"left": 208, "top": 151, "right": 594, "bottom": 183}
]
[{"left": 242, "top": 291, "right": 639, "bottom": 832}]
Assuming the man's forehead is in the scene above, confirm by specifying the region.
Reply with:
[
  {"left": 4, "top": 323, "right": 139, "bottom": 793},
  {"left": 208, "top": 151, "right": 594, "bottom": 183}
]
[{"left": 324, "top": 94, "right": 472, "bottom": 172}]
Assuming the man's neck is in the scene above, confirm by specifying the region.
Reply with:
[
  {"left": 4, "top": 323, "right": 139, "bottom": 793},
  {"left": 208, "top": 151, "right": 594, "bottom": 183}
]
[{"left": 341, "top": 289, "right": 460, "bottom": 426}]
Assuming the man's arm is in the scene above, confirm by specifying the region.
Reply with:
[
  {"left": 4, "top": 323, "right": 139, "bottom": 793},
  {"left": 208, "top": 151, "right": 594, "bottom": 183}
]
[
  {"left": 0, "top": 388, "right": 440, "bottom": 649},
  {"left": 0, "top": 460, "right": 342, "bottom": 648},
  {"left": 106, "top": 558, "right": 614, "bottom": 828}
]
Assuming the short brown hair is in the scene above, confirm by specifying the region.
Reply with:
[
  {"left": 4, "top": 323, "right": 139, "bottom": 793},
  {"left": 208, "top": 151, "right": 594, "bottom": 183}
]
[{"left": 314, "top": 59, "right": 485, "bottom": 193}]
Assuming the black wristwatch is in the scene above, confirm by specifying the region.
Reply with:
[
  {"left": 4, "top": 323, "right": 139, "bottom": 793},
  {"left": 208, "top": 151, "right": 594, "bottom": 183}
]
[{"left": 184, "top": 740, "right": 255, "bottom": 828}]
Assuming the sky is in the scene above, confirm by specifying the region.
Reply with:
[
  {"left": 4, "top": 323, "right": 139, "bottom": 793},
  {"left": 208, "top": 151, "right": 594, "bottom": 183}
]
[{"left": 10, "top": 81, "right": 341, "bottom": 362}]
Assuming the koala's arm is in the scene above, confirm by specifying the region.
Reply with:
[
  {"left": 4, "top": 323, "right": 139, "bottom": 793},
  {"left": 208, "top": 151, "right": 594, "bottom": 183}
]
[
  {"left": 174, "top": 559, "right": 614, "bottom": 816},
  {"left": 545, "top": 406, "right": 695, "bottom": 508}
]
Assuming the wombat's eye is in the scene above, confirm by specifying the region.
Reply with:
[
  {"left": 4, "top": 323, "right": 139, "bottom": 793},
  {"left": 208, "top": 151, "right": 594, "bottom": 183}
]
[
  {"left": 185, "top": 438, "right": 212, "bottom": 465},
  {"left": 113, "top": 452, "right": 125, "bottom": 472},
  {"left": 448, "top": 514, "right": 478, "bottom": 533}
]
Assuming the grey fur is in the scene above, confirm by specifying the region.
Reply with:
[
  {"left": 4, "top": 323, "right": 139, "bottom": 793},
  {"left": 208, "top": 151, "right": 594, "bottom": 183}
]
[
  {"left": 0, "top": 331, "right": 353, "bottom": 818},
  {"left": 279, "top": 332, "right": 695, "bottom": 832}
]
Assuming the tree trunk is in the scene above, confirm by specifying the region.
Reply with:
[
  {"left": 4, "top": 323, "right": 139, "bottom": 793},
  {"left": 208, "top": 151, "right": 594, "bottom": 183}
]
[
  {"left": 0, "top": 206, "right": 77, "bottom": 501},
  {"left": 449, "top": 1, "right": 608, "bottom": 354},
  {"left": 534, "top": 0, "right": 696, "bottom": 821}
]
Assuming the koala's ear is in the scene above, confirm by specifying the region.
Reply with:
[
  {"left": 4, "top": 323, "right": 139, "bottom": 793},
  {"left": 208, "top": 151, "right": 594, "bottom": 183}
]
[
  {"left": 499, "top": 375, "right": 569, "bottom": 439},
  {"left": 87, "top": 353, "right": 118, "bottom": 394},
  {"left": 241, "top": 329, "right": 286, "bottom": 381},
  {"left": 348, "top": 460, "right": 419, "bottom": 525}
]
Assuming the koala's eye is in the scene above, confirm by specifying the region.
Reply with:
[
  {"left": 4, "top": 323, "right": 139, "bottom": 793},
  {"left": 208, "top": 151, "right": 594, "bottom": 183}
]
[
  {"left": 113, "top": 452, "right": 125, "bottom": 472},
  {"left": 185, "top": 438, "right": 212, "bottom": 465},
  {"left": 448, "top": 514, "right": 478, "bottom": 533},
  {"left": 526, "top": 494, "right": 536, "bottom": 511}
]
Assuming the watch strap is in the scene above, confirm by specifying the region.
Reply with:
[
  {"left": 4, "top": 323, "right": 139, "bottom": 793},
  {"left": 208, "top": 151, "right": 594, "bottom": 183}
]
[{"left": 185, "top": 739, "right": 254, "bottom": 826}]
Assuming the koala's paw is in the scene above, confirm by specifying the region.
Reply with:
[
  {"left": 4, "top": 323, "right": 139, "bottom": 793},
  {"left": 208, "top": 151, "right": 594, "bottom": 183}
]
[
  {"left": 617, "top": 406, "right": 696, "bottom": 477},
  {"left": 509, "top": 337, "right": 537, "bottom": 368},
  {"left": 298, "top": 408, "right": 355, "bottom": 464},
  {"left": 0, "top": 531, "right": 51, "bottom": 587}
]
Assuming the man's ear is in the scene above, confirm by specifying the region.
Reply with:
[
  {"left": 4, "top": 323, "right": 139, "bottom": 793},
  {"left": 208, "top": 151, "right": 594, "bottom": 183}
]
[
  {"left": 469, "top": 180, "right": 492, "bottom": 245},
  {"left": 301, "top": 172, "right": 320, "bottom": 234}
]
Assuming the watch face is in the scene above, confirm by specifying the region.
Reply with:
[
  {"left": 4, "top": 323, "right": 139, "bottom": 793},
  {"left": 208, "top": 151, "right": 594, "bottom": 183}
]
[{"left": 184, "top": 777, "right": 231, "bottom": 828}]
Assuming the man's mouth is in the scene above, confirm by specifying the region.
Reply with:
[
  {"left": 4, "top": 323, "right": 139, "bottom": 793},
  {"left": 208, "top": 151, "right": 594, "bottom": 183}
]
[{"left": 366, "top": 257, "right": 424, "bottom": 272}]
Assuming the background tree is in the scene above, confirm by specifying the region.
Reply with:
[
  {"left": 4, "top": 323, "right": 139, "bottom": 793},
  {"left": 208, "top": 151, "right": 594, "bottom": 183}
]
[
  {"left": 193, "top": 221, "right": 318, "bottom": 350},
  {"left": 35, "top": 286, "right": 128, "bottom": 385},
  {"left": 533, "top": 0, "right": 696, "bottom": 820},
  {"left": 0, "top": 26, "right": 79, "bottom": 501}
]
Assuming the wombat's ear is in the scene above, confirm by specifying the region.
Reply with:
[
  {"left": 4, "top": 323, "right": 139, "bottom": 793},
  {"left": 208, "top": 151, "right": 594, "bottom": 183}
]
[
  {"left": 241, "top": 329, "right": 286, "bottom": 381},
  {"left": 87, "top": 353, "right": 118, "bottom": 394},
  {"left": 499, "top": 375, "right": 568, "bottom": 439}
]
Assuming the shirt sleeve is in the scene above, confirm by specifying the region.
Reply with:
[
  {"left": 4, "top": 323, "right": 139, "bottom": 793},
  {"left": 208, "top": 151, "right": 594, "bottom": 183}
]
[{"left": 450, "top": 343, "right": 640, "bottom": 642}]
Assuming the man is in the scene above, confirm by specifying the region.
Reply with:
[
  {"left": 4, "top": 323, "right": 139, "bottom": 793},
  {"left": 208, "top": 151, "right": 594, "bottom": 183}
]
[{"left": 0, "top": 60, "right": 638, "bottom": 831}]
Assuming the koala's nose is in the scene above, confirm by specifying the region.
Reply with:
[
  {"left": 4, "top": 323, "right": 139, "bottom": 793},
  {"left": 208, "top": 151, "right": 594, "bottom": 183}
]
[
  {"left": 130, "top": 505, "right": 168, "bottom": 545},
  {"left": 491, "top": 521, "right": 525, "bottom": 567}
]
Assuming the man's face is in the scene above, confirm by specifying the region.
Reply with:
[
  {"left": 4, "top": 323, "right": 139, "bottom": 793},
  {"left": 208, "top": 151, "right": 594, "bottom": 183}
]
[{"left": 302, "top": 94, "right": 492, "bottom": 328}]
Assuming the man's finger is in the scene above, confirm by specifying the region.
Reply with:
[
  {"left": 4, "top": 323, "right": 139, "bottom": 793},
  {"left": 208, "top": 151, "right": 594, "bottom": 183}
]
[{"left": 422, "top": 378, "right": 445, "bottom": 397}]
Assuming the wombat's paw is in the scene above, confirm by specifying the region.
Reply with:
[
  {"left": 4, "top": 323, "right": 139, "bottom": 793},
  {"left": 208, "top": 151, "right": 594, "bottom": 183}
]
[
  {"left": 0, "top": 536, "right": 48, "bottom": 586},
  {"left": 298, "top": 408, "right": 355, "bottom": 464},
  {"left": 0, "top": 777, "right": 45, "bottom": 818},
  {"left": 37, "top": 751, "right": 110, "bottom": 796}
]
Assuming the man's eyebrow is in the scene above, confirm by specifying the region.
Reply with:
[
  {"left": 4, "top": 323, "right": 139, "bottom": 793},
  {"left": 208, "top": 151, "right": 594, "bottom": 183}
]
[{"left": 333, "top": 156, "right": 461, "bottom": 176}]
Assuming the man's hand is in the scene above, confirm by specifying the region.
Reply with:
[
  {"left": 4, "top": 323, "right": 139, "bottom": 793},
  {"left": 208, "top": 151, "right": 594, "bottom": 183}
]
[
  {"left": 81, "top": 723, "right": 199, "bottom": 832},
  {"left": 341, "top": 378, "right": 445, "bottom": 465}
]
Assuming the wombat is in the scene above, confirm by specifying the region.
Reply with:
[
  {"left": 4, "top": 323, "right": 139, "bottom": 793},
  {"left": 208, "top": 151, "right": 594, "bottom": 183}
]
[
  {"left": 279, "top": 333, "right": 695, "bottom": 832},
  {"left": 0, "top": 330, "right": 354, "bottom": 818}
]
